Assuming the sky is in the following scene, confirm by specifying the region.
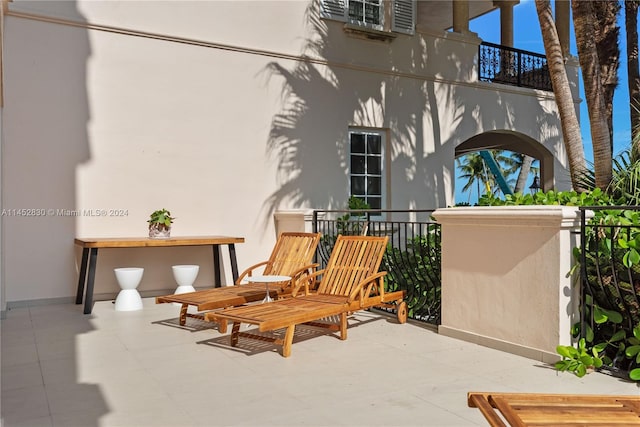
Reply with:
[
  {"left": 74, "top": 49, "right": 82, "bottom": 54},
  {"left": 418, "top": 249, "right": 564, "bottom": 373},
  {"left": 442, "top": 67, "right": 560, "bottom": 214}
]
[{"left": 455, "top": 0, "right": 635, "bottom": 204}]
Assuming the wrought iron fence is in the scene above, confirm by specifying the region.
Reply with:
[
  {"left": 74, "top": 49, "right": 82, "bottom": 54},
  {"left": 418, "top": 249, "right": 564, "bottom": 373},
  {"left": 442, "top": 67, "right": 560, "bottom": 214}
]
[
  {"left": 479, "top": 41, "right": 552, "bottom": 91},
  {"left": 579, "top": 206, "right": 640, "bottom": 378},
  {"left": 311, "top": 209, "right": 441, "bottom": 325}
]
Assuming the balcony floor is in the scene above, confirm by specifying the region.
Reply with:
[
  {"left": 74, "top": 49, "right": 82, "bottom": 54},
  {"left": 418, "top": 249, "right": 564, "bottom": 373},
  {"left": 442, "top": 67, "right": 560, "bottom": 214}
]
[{"left": 2, "top": 298, "right": 639, "bottom": 426}]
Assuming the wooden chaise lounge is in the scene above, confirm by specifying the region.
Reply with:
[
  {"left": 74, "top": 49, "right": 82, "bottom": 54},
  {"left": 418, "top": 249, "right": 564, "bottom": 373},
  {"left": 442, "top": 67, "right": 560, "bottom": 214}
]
[
  {"left": 155, "top": 232, "right": 321, "bottom": 326},
  {"left": 206, "top": 235, "right": 408, "bottom": 357},
  {"left": 467, "top": 392, "right": 640, "bottom": 426}
]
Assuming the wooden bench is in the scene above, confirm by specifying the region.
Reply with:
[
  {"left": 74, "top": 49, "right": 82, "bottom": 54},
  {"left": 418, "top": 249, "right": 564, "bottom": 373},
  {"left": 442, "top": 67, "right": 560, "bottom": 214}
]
[
  {"left": 467, "top": 392, "right": 640, "bottom": 426},
  {"left": 207, "top": 235, "right": 407, "bottom": 357}
]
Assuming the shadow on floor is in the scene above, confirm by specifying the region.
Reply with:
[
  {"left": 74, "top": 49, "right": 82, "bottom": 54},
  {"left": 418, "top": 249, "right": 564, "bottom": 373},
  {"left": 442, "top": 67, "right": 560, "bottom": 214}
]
[
  {"left": 196, "top": 314, "right": 383, "bottom": 356},
  {"left": 151, "top": 315, "right": 218, "bottom": 333}
]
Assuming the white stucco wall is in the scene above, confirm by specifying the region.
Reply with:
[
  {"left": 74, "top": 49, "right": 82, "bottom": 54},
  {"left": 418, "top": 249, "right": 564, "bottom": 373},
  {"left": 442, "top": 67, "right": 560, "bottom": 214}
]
[
  {"left": 1, "top": 0, "right": 572, "bottom": 304},
  {"left": 434, "top": 206, "right": 583, "bottom": 363}
]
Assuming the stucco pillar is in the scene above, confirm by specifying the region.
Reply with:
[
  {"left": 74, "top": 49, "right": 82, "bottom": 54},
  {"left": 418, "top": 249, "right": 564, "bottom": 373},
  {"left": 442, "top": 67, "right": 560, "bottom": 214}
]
[
  {"left": 0, "top": 1, "right": 6, "bottom": 318},
  {"left": 0, "top": 111, "right": 4, "bottom": 319},
  {"left": 495, "top": 0, "right": 518, "bottom": 48},
  {"left": 555, "top": 0, "right": 571, "bottom": 57},
  {"left": 452, "top": 0, "right": 469, "bottom": 34},
  {"left": 433, "top": 206, "right": 589, "bottom": 364},
  {"left": 273, "top": 210, "right": 320, "bottom": 235}
]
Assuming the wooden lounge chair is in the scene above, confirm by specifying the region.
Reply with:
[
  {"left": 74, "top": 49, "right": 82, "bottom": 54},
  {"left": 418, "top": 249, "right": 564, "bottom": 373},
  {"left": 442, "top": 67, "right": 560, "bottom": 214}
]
[
  {"left": 155, "top": 232, "right": 321, "bottom": 326},
  {"left": 467, "top": 392, "right": 640, "bottom": 426},
  {"left": 206, "top": 235, "right": 408, "bottom": 357}
]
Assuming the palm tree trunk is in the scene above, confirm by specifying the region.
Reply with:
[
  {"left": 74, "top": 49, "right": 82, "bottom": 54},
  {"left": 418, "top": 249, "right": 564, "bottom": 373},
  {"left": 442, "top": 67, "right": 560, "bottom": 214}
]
[
  {"left": 573, "top": 0, "right": 613, "bottom": 190},
  {"left": 627, "top": 0, "right": 640, "bottom": 160},
  {"left": 593, "top": 0, "right": 621, "bottom": 149},
  {"left": 514, "top": 155, "right": 534, "bottom": 193},
  {"left": 535, "top": 0, "right": 588, "bottom": 191}
]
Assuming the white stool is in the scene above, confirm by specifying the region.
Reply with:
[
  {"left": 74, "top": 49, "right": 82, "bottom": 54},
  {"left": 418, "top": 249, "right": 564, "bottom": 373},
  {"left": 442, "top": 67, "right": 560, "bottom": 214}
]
[
  {"left": 172, "top": 265, "right": 199, "bottom": 295},
  {"left": 114, "top": 267, "right": 144, "bottom": 311}
]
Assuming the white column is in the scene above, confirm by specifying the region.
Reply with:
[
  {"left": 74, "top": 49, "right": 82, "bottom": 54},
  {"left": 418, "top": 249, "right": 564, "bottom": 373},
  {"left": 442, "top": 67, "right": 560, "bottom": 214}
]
[
  {"left": 555, "top": 0, "right": 571, "bottom": 57},
  {"left": 452, "top": 0, "right": 469, "bottom": 34},
  {"left": 495, "top": 0, "right": 518, "bottom": 48}
]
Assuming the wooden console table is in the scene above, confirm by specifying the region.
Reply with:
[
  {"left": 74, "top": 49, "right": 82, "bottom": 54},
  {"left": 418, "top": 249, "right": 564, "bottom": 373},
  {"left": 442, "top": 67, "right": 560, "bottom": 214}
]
[{"left": 75, "top": 236, "right": 245, "bottom": 314}]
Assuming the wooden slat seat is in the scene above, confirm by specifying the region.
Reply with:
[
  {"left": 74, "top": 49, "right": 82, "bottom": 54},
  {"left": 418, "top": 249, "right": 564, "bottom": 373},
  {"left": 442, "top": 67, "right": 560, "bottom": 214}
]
[
  {"left": 155, "top": 232, "right": 321, "bottom": 327},
  {"left": 206, "top": 235, "right": 408, "bottom": 357},
  {"left": 467, "top": 392, "right": 640, "bottom": 426}
]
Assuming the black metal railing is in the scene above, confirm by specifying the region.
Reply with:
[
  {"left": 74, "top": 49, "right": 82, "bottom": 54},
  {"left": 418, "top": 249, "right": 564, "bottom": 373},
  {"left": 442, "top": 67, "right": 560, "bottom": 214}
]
[
  {"left": 479, "top": 41, "right": 552, "bottom": 91},
  {"left": 579, "top": 206, "right": 640, "bottom": 378},
  {"left": 311, "top": 209, "right": 441, "bottom": 325}
]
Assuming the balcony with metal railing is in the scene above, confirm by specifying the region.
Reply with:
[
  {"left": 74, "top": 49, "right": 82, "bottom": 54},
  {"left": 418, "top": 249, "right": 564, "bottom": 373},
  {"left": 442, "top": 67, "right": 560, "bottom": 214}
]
[{"left": 479, "top": 41, "right": 553, "bottom": 92}]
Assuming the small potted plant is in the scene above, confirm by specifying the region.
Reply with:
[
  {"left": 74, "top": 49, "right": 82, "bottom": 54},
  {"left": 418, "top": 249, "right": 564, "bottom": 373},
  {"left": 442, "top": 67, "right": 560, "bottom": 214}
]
[
  {"left": 337, "top": 196, "right": 371, "bottom": 235},
  {"left": 147, "top": 208, "right": 174, "bottom": 239}
]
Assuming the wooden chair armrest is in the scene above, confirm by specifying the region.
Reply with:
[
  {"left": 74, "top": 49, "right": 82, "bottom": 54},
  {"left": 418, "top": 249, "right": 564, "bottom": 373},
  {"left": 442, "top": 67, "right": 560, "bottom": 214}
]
[
  {"left": 292, "top": 268, "right": 325, "bottom": 297},
  {"left": 235, "top": 261, "right": 269, "bottom": 285},
  {"left": 287, "top": 263, "right": 319, "bottom": 289},
  {"left": 347, "top": 271, "right": 387, "bottom": 304},
  {"left": 285, "top": 263, "right": 318, "bottom": 296},
  {"left": 289, "top": 263, "right": 319, "bottom": 280},
  {"left": 235, "top": 261, "right": 269, "bottom": 284}
]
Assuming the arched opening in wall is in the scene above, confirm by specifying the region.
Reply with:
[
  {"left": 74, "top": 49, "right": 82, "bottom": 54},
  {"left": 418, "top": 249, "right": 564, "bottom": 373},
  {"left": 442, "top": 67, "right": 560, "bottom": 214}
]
[{"left": 455, "top": 131, "right": 554, "bottom": 203}]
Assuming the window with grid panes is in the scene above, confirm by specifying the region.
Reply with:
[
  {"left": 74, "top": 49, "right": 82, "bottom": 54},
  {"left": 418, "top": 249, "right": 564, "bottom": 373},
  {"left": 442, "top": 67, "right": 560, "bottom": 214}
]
[
  {"left": 349, "top": 130, "right": 383, "bottom": 210},
  {"left": 320, "top": 0, "right": 415, "bottom": 35},
  {"left": 348, "top": 0, "right": 381, "bottom": 27}
]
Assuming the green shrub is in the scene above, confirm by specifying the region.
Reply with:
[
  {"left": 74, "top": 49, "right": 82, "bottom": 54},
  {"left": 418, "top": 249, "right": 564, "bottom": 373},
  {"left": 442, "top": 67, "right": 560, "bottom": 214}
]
[
  {"left": 383, "top": 225, "right": 441, "bottom": 323},
  {"left": 478, "top": 188, "right": 612, "bottom": 206}
]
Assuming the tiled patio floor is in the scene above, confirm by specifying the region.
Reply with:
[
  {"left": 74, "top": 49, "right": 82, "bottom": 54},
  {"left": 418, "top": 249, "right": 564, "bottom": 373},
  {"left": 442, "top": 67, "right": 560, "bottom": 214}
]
[{"left": 2, "top": 298, "right": 639, "bottom": 426}]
